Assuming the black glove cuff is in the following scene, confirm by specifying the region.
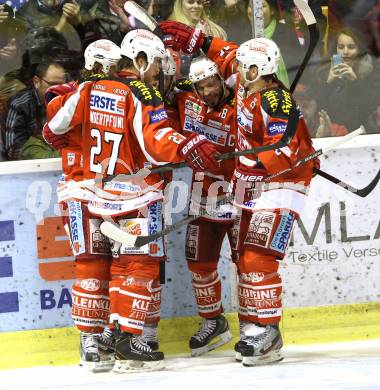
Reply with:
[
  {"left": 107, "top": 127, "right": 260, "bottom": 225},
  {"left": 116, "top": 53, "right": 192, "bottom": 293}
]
[{"left": 201, "top": 36, "right": 213, "bottom": 53}]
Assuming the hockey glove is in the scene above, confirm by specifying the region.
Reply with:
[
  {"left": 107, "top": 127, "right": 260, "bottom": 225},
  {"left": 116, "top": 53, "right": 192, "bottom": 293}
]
[
  {"left": 179, "top": 133, "right": 220, "bottom": 173},
  {"left": 44, "top": 82, "right": 76, "bottom": 105},
  {"left": 159, "top": 21, "right": 206, "bottom": 54},
  {"left": 43, "top": 124, "right": 69, "bottom": 150},
  {"left": 231, "top": 165, "right": 267, "bottom": 206}
]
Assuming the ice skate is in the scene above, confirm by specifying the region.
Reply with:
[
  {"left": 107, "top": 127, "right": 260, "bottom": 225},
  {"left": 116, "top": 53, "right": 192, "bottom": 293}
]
[
  {"left": 79, "top": 332, "right": 115, "bottom": 372},
  {"left": 189, "top": 315, "right": 232, "bottom": 357},
  {"left": 139, "top": 323, "right": 159, "bottom": 351},
  {"left": 235, "top": 321, "right": 249, "bottom": 362},
  {"left": 98, "top": 326, "right": 115, "bottom": 353},
  {"left": 113, "top": 332, "right": 164, "bottom": 373},
  {"left": 239, "top": 323, "right": 283, "bottom": 367}
]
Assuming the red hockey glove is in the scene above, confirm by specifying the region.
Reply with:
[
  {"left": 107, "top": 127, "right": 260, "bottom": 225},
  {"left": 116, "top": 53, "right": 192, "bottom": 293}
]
[
  {"left": 44, "top": 82, "right": 77, "bottom": 105},
  {"left": 159, "top": 21, "right": 205, "bottom": 54},
  {"left": 179, "top": 133, "right": 220, "bottom": 173},
  {"left": 43, "top": 123, "right": 69, "bottom": 150}
]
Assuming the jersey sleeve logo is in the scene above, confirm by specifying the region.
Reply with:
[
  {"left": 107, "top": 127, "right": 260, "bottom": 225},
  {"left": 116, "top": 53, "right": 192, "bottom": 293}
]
[
  {"left": 267, "top": 121, "right": 287, "bottom": 136},
  {"left": 261, "top": 88, "right": 294, "bottom": 119},
  {"left": 149, "top": 108, "right": 168, "bottom": 123}
]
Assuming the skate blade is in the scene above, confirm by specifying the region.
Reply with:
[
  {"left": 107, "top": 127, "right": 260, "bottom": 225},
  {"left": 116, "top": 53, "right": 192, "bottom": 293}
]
[
  {"left": 242, "top": 350, "right": 283, "bottom": 367},
  {"left": 112, "top": 359, "right": 165, "bottom": 373},
  {"left": 79, "top": 358, "right": 115, "bottom": 373},
  {"left": 191, "top": 330, "right": 232, "bottom": 357}
]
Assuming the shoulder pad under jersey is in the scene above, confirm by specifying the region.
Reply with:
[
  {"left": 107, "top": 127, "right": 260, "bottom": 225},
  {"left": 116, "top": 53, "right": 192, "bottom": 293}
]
[
  {"left": 175, "top": 78, "right": 193, "bottom": 92},
  {"left": 122, "top": 79, "right": 163, "bottom": 107},
  {"left": 260, "top": 88, "right": 295, "bottom": 119}
]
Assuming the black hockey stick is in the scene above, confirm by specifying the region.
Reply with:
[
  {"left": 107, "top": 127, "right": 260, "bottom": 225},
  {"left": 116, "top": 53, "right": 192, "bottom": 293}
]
[
  {"left": 290, "top": 0, "right": 320, "bottom": 93},
  {"left": 100, "top": 127, "right": 365, "bottom": 247},
  {"left": 71, "top": 104, "right": 299, "bottom": 189},
  {"left": 314, "top": 167, "right": 380, "bottom": 198}
]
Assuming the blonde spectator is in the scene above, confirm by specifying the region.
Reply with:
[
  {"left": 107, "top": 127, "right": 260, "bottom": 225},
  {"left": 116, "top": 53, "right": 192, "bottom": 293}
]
[{"left": 168, "top": 0, "right": 227, "bottom": 39}]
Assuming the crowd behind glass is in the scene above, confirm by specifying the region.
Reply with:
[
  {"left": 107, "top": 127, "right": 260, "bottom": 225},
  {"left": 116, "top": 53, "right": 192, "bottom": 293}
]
[{"left": 0, "top": 0, "right": 379, "bottom": 161}]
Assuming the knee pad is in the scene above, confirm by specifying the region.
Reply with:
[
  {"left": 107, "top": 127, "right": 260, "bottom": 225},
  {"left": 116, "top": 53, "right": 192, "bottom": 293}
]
[
  {"left": 109, "top": 275, "right": 154, "bottom": 335},
  {"left": 237, "top": 250, "right": 282, "bottom": 325},
  {"left": 187, "top": 262, "right": 222, "bottom": 318},
  {"left": 145, "top": 279, "right": 162, "bottom": 325}
]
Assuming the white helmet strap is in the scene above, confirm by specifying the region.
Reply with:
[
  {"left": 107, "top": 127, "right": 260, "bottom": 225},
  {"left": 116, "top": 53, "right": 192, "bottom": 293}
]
[{"left": 133, "top": 57, "right": 153, "bottom": 82}]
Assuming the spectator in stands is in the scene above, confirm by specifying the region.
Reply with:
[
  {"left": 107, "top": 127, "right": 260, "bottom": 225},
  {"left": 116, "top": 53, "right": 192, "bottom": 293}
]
[
  {"left": 154, "top": 0, "right": 175, "bottom": 22},
  {"left": 328, "top": 0, "right": 379, "bottom": 56},
  {"left": 168, "top": 0, "right": 227, "bottom": 39},
  {"left": 77, "top": 0, "right": 135, "bottom": 48},
  {"left": 16, "top": 0, "right": 83, "bottom": 51},
  {"left": 246, "top": 0, "right": 304, "bottom": 87},
  {"left": 0, "top": 76, "right": 26, "bottom": 161},
  {"left": 366, "top": 104, "right": 380, "bottom": 134},
  {"left": 315, "top": 28, "right": 379, "bottom": 131},
  {"left": 294, "top": 84, "right": 348, "bottom": 138},
  {"left": 0, "top": 3, "right": 26, "bottom": 76},
  {"left": 18, "top": 27, "right": 83, "bottom": 83},
  {"left": 210, "top": 0, "right": 251, "bottom": 45},
  {"left": 4, "top": 59, "right": 66, "bottom": 160}
]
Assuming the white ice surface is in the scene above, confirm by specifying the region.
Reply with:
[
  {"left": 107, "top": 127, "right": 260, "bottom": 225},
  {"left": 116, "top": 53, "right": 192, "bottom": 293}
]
[{"left": 1, "top": 340, "right": 380, "bottom": 390}]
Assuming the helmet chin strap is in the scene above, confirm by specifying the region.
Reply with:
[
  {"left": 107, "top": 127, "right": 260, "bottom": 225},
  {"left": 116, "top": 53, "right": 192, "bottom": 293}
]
[
  {"left": 244, "top": 68, "right": 261, "bottom": 85},
  {"left": 133, "top": 58, "right": 152, "bottom": 82}
]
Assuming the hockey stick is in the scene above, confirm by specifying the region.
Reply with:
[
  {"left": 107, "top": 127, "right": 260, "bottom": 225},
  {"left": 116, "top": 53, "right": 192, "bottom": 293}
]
[
  {"left": 124, "top": 1, "right": 161, "bottom": 37},
  {"left": 290, "top": 0, "right": 320, "bottom": 93},
  {"left": 100, "top": 127, "right": 365, "bottom": 247},
  {"left": 123, "top": 1, "right": 165, "bottom": 95},
  {"left": 315, "top": 167, "right": 380, "bottom": 198},
  {"left": 69, "top": 104, "right": 299, "bottom": 189}
]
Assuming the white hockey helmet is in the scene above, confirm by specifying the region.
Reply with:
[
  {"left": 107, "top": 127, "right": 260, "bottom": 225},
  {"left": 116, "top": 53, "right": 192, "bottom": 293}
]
[
  {"left": 189, "top": 57, "right": 220, "bottom": 83},
  {"left": 162, "top": 49, "right": 176, "bottom": 77},
  {"left": 120, "top": 29, "right": 166, "bottom": 74},
  {"left": 84, "top": 39, "right": 122, "bottom": 74},
  {"left": 236, "top": 38, "right": 280, "bottom": 82}
]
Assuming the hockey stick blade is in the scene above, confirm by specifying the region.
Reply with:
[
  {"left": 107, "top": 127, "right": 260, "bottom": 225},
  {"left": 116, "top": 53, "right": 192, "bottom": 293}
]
[
  {"left": 315, "top": 168, "right": 380, "bottom": 198},
  {"left": 293, "top": 0, "right": 316, "bottom": 25},
  {"left": 100, "top": 194, "right": 234, "bottom": 246},
  {"left": 124, "top": 1, "right": 162, "bottom": 37}
]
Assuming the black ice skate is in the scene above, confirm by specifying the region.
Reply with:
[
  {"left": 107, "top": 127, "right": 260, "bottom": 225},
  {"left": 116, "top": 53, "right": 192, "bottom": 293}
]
[
  {"left": 235, "top": 321, "right": 249, "bottom": 362},
  {"left": 139, "top": 323, "right": 159, "bottom": 351},
  {"left": 239, "top": 323, "right": 283, "bottom": 366},
  {"left": 189, "top": 315, "right": 232, "bottom": 357},
  {"left": 98, "top": 326, "right": 115, "bottom": 352},
  {"left": 79, "top": 331, "right": 115, "bottom": 372},
  {"left": 113, "top": 332, "right": 164, "bottom": 373}
]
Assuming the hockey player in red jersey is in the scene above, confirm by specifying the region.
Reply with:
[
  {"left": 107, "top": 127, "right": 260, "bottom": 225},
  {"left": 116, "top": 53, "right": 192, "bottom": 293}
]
[
  {"left": 44, "top": 29, "right": 220, "bottom": 372},
  {"left": 174, "top": 56, "right": 236, "bottom": 356},
  {"left": 138, "top": 48, "right": 183, "bottom": 353},
  {"left": 159, "top": 21, "right": 319, "bottom": 366},
  {"left": 43, "top": 39, "right": 122, "bottom": 372}
]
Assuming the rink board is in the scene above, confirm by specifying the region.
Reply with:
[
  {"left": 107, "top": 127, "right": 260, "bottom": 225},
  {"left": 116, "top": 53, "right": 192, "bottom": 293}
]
[{"left": 0, "top": 135, "right": 380, "bottom": 370}]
